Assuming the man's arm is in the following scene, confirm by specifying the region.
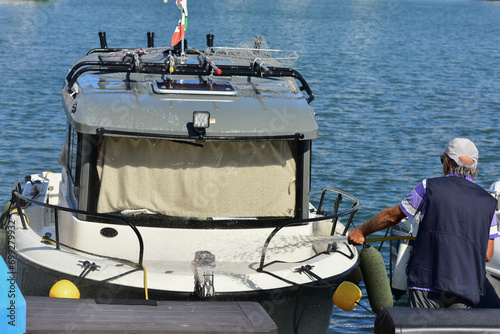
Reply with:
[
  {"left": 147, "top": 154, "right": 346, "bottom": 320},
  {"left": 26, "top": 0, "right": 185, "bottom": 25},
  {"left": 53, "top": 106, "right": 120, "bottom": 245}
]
[
  {"left": 348, "top": 205, "right": 407, "bottom": 246},
  {"left": 487, "top": 239, "right": 494, "bottom": 262}
]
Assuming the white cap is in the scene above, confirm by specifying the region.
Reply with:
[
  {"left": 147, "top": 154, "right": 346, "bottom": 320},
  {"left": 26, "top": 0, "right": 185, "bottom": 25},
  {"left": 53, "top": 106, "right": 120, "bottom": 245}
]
[{"left": 442, "top": 138, "right": 478, "bottom": 169}]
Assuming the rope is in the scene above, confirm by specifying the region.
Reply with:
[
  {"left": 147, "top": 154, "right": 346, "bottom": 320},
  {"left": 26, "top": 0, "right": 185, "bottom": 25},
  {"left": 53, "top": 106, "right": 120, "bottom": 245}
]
[
  {"left": 366, "top": 235, "right": 415, "bottom": 242},
  {"left": 259, "top": 264, "right": 340, "bottom": 289},
  {"left": 294, "top": 265, "right": 330, "bottom": 286},
  {"left": 9, "top": 209, "right": 30, "bottom": 226},
  {"left": 74, "top": 261, "right": 100, "bottom": 285},
  {"left": 142, "top": 264, "right": 149, "bottom": 300}
]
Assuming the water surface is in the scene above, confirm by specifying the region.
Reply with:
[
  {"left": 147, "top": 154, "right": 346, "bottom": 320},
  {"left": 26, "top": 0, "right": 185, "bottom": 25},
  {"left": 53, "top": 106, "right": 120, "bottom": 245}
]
[{"left": 1, "top": 0, "right": 499, "bottom": 332}]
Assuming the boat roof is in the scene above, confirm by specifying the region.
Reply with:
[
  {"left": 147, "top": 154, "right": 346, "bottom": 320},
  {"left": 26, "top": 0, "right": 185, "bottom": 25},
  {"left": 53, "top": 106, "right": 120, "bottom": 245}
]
[{"left": 62, "top": 44, "right": 319, "bottom": 140}]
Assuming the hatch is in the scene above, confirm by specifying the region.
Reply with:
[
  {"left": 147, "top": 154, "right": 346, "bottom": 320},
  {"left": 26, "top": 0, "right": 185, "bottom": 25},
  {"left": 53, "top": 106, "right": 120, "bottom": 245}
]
[{"left": 153, "top": 79, "right": 237, "bottom": 96}]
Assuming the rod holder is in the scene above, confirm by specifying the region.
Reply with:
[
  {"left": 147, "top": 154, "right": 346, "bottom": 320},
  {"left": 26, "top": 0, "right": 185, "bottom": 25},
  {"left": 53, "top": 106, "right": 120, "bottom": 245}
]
[
  {"left": 147, "top": 32, "right": 154, "bottom": 48},
  {"left": 206, "top": 34, "right": 214, "bottom": 48},
  {"left": 98, "top": 31, "right": 107, "bottom": 49}
]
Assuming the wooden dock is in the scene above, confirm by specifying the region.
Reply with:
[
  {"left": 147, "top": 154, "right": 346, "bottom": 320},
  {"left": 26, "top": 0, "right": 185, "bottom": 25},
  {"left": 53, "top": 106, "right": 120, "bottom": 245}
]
[{"left": 25, "top": 296, "right": 277, "bottom": 333}]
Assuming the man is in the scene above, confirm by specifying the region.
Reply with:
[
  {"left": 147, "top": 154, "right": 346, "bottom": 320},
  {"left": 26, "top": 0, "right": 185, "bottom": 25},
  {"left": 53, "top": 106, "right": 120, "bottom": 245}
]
[{"left": 348, "top": 138, "right": 498, "bottom": 308}]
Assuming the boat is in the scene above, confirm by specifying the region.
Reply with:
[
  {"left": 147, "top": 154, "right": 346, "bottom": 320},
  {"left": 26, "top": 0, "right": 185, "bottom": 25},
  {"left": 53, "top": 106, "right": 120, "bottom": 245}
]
[
  {"left": 486, "top": 181, "right": 500, "bottom": 275},
  {"left": 481, "top": 180, "right": 500, "bottom": 307},
  {"left": 0, "top": 30, "right": 361, "bottom": 333},
  {"left": 389, "top": 215, "right": 417, "bottom": 300}
]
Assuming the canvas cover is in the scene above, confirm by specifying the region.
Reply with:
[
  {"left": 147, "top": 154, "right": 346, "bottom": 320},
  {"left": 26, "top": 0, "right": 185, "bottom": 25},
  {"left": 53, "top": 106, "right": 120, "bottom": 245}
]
[{"left": 96, "top": 137, "right": 296, "bottom": 218}]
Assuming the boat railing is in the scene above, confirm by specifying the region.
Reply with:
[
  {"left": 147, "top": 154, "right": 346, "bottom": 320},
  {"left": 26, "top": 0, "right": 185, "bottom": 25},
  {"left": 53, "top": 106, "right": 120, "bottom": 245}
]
[
  {"left": 317, "top": 187, "right": 360, "bottom": 237},
  {"left": 257, "top": 187, "right": 360, "bottom": 272},
  {"left": 10, "top": 182, "right": 145, "bottom": 267},
  {"left": 65, "top": 50, "right": 315, "bottom": 104}
]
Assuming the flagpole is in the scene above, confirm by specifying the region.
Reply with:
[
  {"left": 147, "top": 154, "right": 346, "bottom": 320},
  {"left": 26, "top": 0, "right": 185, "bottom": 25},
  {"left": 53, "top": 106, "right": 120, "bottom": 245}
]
[
  {"left": 180, "top": 1, "right": 187, "bottom": 59},
  {"left": 181, "top": 13, "right": 185, "bottom": 59},
  {"left": 170, "top": 0, "right": 188, "bottom": 59}
]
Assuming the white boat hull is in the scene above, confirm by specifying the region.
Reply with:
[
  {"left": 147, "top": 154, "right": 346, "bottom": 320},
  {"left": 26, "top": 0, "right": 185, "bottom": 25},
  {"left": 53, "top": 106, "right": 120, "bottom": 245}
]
[{"left": 5, "top": 172, "right": 359, "bottom": 334}]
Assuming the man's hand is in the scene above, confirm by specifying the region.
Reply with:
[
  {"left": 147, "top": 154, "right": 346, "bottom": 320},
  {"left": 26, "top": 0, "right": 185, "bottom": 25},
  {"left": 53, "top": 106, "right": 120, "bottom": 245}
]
[
  {"left": 347, "top": 205, "right": 407, "bottom": 246},
  {"left": 348, "top": 226, "right": 366, "bottom": 246}
]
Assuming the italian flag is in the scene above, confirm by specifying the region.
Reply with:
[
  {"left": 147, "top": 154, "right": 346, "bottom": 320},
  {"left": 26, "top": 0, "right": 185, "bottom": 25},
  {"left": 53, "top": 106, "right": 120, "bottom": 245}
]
[{"left": 171, "top": 0, "right": 188, "bottom": 46}]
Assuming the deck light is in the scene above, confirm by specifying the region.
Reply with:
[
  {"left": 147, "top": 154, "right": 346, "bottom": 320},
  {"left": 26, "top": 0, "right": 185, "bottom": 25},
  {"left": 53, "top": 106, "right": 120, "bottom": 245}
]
[{"left": 193, "top": 111, "right": 210, "bottom": 129}]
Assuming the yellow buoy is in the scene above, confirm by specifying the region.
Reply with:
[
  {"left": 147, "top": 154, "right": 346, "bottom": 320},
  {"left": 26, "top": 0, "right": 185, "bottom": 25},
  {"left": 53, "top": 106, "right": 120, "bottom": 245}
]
[
  {"left": 49, "top": 280, "right": 80, "bottom": 299},
  {"left": 333, "top": 281, "right": 362, "bottom": 311}
]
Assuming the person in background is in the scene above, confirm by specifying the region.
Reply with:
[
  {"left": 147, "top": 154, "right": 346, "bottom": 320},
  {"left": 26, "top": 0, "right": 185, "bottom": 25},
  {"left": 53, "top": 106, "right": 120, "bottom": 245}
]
[{"left": 348, "top": 138, "right": 498, "bottom": 308}]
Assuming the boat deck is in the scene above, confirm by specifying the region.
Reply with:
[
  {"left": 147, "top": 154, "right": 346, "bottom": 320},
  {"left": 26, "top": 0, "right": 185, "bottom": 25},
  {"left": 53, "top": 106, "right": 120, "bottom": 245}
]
[
  {"left": 25, "top": 296, "right": 277, "bottom": 333},
  {"left": 374, "top": 307, "right": 500, "bottom": 333}
]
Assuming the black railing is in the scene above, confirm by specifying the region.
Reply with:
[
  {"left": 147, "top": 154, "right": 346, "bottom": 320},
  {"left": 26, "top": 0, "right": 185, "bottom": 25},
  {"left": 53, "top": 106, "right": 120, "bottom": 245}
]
[
  {"left": 257, "top": 187, "right": 360, "bottom": 271},
  {"left": 11, "top": 181, "right": 357, "bottom": 273},
  {"left": 11, "top": 184, "right": 145, "bottom": 266},
  {"left": 65, "top": 54, "right": 315, "bottom": 104}
]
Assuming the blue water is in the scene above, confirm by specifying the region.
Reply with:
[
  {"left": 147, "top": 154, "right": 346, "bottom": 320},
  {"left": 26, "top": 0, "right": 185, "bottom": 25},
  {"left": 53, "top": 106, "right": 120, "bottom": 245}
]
[{"left": 1, "top": 0, "right": 499, "bottom": 332}]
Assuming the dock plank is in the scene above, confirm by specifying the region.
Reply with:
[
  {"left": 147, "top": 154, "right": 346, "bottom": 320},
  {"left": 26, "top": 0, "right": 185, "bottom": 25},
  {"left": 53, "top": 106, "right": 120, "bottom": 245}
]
[{"left": 25, "top": 296, "right": 278, "bottom": 333}]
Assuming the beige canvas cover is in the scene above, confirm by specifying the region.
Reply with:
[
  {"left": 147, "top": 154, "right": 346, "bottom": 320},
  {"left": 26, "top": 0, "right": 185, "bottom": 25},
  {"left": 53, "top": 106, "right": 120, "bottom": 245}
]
[{"left": 96, "top": 137, "right": 296, "bottom": 218}]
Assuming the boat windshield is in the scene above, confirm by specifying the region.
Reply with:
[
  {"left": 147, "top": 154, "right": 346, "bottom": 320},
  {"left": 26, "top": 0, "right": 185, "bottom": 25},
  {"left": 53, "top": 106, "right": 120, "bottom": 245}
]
[{"left": 96, "top": 137, "right": 297, "bottom": 219}]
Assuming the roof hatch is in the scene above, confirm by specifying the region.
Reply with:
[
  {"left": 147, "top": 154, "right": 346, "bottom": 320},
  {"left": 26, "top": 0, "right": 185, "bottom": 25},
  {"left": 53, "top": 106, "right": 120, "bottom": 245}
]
[{"left": 152, "top": 79, "right": 237, "bottom": 96}]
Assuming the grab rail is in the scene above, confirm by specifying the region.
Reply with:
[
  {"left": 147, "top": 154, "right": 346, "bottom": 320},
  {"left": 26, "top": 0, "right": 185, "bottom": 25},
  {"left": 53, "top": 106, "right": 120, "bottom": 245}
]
[
  {"left": 257, "top": 187, "right": 360, "bottom": 271},
  {"left": 65, "top": 59, "right": 315, "bottom": 104},
  {"left": 10, "top": 186, "right": 145, "bottom": 266}
]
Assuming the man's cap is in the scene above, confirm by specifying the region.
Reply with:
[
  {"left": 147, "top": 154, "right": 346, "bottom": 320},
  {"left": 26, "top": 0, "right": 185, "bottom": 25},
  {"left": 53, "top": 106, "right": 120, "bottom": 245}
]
[{"left": 442, "top": 138, "right": 478, "bottom": 169}]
